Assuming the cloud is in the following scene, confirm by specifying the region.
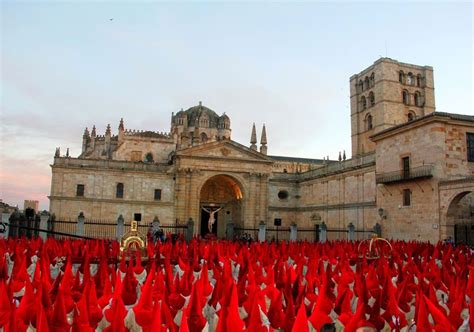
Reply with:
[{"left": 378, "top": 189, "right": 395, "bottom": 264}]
[{"left": 0, "top": 156, "right": 51, "bottom": 210}]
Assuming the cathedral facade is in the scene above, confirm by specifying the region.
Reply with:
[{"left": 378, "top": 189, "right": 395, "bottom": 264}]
[{"left": 49, "top": 58, "right": 474, "bottom": 243}]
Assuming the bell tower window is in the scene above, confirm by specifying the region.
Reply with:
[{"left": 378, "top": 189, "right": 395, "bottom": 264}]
[
  {"left": 366, "top": 114, "right": 373, "bottom": 130},
  {"left": 402, "top": 90, "right": 409, "bottom": 105},
  {"left": 399, "top": 71, "right": 405, "bottom": 83},
  {"left": 368, "top": 92, "right": 375, "bottom": 107},
  {"left": 361, "top": 96, "right": 367, "bottom": 110},
  {"left": 414, "top": 91, "right": 421, "bottom": 107}
]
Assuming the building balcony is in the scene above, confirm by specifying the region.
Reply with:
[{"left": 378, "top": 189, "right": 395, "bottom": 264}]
[{"left": 376, "top": 165, "right": 434, "bottom": 184}]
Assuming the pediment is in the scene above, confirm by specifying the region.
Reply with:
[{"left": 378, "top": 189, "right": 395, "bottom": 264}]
[{"left": 176, "top": 140, "right": 273, "bottom": 163}]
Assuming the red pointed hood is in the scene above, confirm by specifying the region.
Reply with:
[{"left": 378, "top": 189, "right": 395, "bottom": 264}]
[
  {"left": 187, "top": 282, "right": 206, "bottom": 331},
  {"left": 133, "top": 266, "right": 156, "bottom": 329},
  {"left": 0, "top": 280, "right": 11, "bottom": 328},
  {"left": 291, "top": 303, "right": 309, "bottom": 332},
  {"left": 50, "top": 286, "right": 71, "bottom": 332},
  {"left": 122, "top": 262, "right": 138, "bottom": 306}
]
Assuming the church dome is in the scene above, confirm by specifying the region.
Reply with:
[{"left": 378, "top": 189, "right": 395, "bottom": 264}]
[
  {"left": 183, "top": 102, "right": 221, "bottom": 128},
  {"left": 218, "top": 113, "right": 231, "bottom": 129}
]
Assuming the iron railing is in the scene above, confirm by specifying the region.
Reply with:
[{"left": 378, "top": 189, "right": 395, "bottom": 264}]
[{"left": 376, "top": 164, "right": 434, "bottom": 184}]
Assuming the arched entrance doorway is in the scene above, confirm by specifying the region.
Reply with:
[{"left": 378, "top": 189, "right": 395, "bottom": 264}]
[
  {"left": 199, "top": 175, "right": 243, "bottom": 239},
  {"left": 446, "top": 191, "right": 474, "bottom": 245}
]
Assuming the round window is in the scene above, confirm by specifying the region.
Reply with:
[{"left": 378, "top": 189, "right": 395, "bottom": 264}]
[{"left": 278, "top": 190, "right": 289, "bottom": 200}]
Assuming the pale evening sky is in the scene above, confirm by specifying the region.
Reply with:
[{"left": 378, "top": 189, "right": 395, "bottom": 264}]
[{"left": 1, "top": 1, "right": 473, "bottom": 210}]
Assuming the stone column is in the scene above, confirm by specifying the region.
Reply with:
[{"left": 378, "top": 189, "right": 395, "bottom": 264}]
[
  {"left": 258, "top": 221, "right": 266, "bottom": 242},
  {"left": 320, "top": 222, "right": 327, "bottom": 243},
  {"left": 0, "top": 212, "right": 11, "bottom": 239},
  {"left": 117, "top": 215, "right": 124, "bottom": 240},
  {"left": 290, "top": 223, "right": 297, "bottom": 242},
  {"left": 246, "top": 173, "right": 257, "bottom": 230},
  {"left": 77, "top": 212, "right": 85, "bottom": 237},
  {"left": 187, "top": 169, "right": 201, "bottom": 233},
  {"left": 259, "top": 174, "right": 269, "bottom": 232},
  {"left": 186, "top": 218, "right": 194, "bottom": 243},
  {"left": 348, "top": 222, "right": 355, "bottom": 242},
  {"left": 39, "top": 211, "right": 50, "bottom": 241},
  {"left": 175, "top": 169, "right": 188, "bottom": 227}
]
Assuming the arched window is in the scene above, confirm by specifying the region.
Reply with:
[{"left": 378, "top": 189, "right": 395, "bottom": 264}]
[
  {"left": 359, "top": 80, "right": 364, "bottom": 92},
  {"left": 416, "top": 74, "right": 422, "bottom": 87},
  {"left": 368, "top": 91, "right": 375, "bottom": 107},
  {"left": 370, "top": 72, "right": 375, "bottom": 87},
  {"left": 408, "top": 111, "right": 415, "bottom": 122},
  {"left": 199, "top": 116, "right": 209, "bottom": 128},
  {"left": 361, "top": 96, "right": 367, "bottom": 110},
  {"left": 399, "top": 71, "right": 404, "bottom": 83},
  {"left": 366, "top": 114, "right": 373, "bottom": 130},
  {"left": 414, "top": 91, "right": 421, "bottom": 106},
  {"left": 116, "top": 183, "right": 124, "bottom": 199},
  {"left": 407, "top": 72, "right": 414, "bottom": 85},
  {"left": 364, "top": 76, "right": 370, "bottom": 90},
  {"left": 145, "top": 152, "right": 154, "bottom": 163},
  {"left": 402, "top": 90, "right": 409, "bottom": 105},
  {"left": 200, "top": 132, "right": 208, "bottom": 143}
]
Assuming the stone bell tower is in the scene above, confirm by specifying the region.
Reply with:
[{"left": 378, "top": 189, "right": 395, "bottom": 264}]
[{"left": 350, "top": 58, "right": 435, "bottom": 156}]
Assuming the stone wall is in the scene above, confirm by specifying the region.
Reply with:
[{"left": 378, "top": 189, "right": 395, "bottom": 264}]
[
  {"left": 373, "top": 115, "right": 474, "bottom": 242},
  {"left": 267, "top": 154, "right": 378, "bottom": 241},
  {"left": 443, "top": 123, "right": 474, "bottom": 178},
  {"left": 350, "top": 58, "right": 435, "bottom": 156},
  {"left": 114, "top": 137, "right": 175, "bottom": 163},
  {"left": 50, "top": 158, "right": 175, "bottom": 223}
]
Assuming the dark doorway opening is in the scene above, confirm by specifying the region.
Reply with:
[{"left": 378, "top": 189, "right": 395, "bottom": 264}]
[
  {"left": 200, "top": 207, "right": 218, "bottom": 236},
  {"left": 454, "top": 223, "right": 474, "bottom": 246}
]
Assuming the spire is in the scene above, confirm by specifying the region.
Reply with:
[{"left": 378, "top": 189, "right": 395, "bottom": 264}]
[
  {"left": 82, "top": 128, "right": 90, "bottom": 154},
  {"left": 66, "top": 148, "right": 70, "bottom": 158},
  {"left": 118, "top": 119, "right": 125, "bottom": 141},
  {"left": 91, "top": 125, "right": 96, "bottom": 137},
  {"left": 250, "top": 123, "right": 257, "bottom": 150},
  {"left": 260, "top": 124, "right": 267, "bottom": 145},
  {"left": 343, "top": 150, "right": 347, "bottom": 161},
  {"left": 259, "top": 124, "right": 267, "bottom": 155},
  {"left": 55, "top": 147, "right": 60, "bottom": 158},
  {"left": 338, "top": 151, "right": 342, "bottom": 162},
  {"left": 105, "top": 124, "right": 111, "bottom": 136}
]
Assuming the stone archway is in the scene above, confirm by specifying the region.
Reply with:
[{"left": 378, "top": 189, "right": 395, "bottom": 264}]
[
  {"left": 199, "top": 174, "right": 243, "bottom": 239},
  {"left": 446, "top": 191, "right": 474, "bottom": 245}
]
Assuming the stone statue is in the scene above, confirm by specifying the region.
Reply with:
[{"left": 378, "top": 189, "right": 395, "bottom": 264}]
[{"left": 202, "top": 206, "right": 223, "bottom": 233}]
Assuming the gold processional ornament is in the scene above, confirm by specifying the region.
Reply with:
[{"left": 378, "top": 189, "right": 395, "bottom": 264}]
[
  {"left": 120, "top": 220, "right": 148, "bottom": 258},
  {"left": 357, "top": 233, "right": 393, "bottom": 260}
]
